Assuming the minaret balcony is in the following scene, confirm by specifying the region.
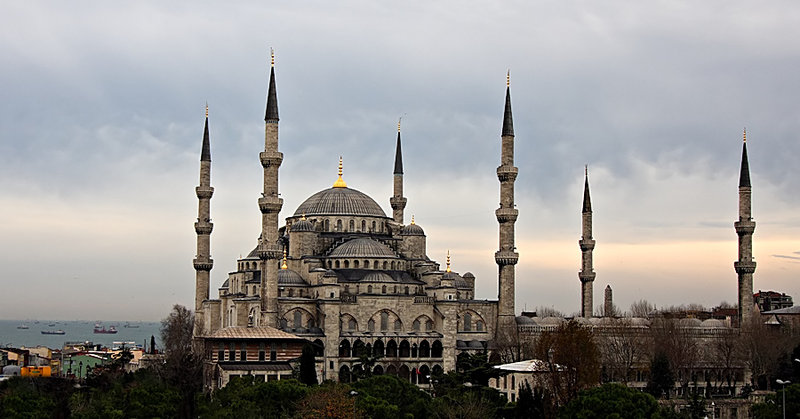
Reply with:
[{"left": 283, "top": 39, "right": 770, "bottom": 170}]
[
  {"left": 495, "top": 208, "right": 519, "bottom": 223},
  {"left": 579, "top": 271, "right": 596, "bottom": 282},
  {"left": 390, "top": 196, "right": 407, "bottom": 209},
  {"left": 734, "top": 261, "right": 756, "bottom": 274},
  {"left": 257, "top": 243, "right": 282, "bottom": 260},
  {"left": 496, "top": 165, "right": 519, "bottom": 182},
  {"left": 259, "top": 151, "right": 284, "bottom": 168},
  {"left": 258, "top": 196, "right": 284, "bottom": 213},
  {"left": 194, "top": 221, "right": 214, "bottom": 235},
  {"left": 734, "top": 220, "right": 756, "bottom": 235},
  {"left": 495, "top": 250, "right": 519, "bottom": 266},
  {"left": 579, "top": 239, "right": 595, "bottom": 250},
  {"left": 193, "top": 257, "right": 214, "bottom": 271},
  {"left": 195, "top": 186, "right": 214, "bottom": 199}
]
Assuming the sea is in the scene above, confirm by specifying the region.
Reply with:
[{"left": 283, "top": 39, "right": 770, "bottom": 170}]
[{"left": 0, "top": 320, "right": 162, "bottom": 350}]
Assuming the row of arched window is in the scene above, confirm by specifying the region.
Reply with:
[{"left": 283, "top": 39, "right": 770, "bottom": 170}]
[
  {"left": 342, "top": 284, "right": 423, "bottom": 296},
  {"left": 339, "top": 364, "right": 443, "bottom": 384},
  {"left": 340, "top": 313, "right": 434, "bottom": 333},
  {"left": 326, "top": 259, "right": 405, "bottom": 270},
  {"left": 338, "top": 339, "right": 443, "bottom": 359},
  {"left": 316, "top": 218, "right": 386, "bottom": 234}
]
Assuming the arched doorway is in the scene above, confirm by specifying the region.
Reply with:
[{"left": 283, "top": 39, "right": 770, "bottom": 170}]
[
  {"left": 339, "top": 340, "right": 351, "bottom": 357},
  {"left": 339, "top": 365, "right": 351, "bottom": 383}
]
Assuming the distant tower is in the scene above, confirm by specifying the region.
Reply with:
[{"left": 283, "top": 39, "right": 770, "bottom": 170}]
[
  {"left": 193, "top": 105, "right": 214, "bottom": 312},
  {"left": 579, "top": 166, "right": 596, "bottom": 317},
  {"left": 604, "top": 285, "right": 613, "bottom": 317},
  {"left": 735, "top": 129, "right": 756, "bottom": 326},
  {"left": 258, "top": 50, "right": 284, "bottom": 327},
  {"left": 390, "top": 119, "right": 407, "bottom": 224},
  {"left": 495, "top": 72, "right": 519, "bottom": 330}
]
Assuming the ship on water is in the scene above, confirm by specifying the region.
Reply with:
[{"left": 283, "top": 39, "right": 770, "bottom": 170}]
[
  {"left": 17, "top": 324, "right": 29, "bottom": 329},
  {"left": 93, "top": 323, "right": 117, "bottom": 334},
  {"left": 41, "top": 330, "right": 65, "bottom": 335}
]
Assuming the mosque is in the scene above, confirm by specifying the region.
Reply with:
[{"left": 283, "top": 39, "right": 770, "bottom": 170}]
[{"left": 192, "top": 54, "right": 519, "bottom": 388}]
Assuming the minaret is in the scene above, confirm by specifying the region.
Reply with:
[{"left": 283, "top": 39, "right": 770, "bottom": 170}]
[
  {"left": 604, "top": 285, "right": 613, "bottom": 317},
  {"left": 735, "top": 129, "right": 756, "bottom": 326},
  {"left": 194, "top": 105, "right": 214, "bottom": 313},
  {"left": 579, "top": 166, "right": 596, "bottom": 317},
  {"left": 495, "top": 71, "right": 519, "bottom": 330},
  {"left": 258, "top": 50, "right": 284, "bottom": 327},
  {"left": 390, "top": 119, "right": 407, "bottom": 224}
]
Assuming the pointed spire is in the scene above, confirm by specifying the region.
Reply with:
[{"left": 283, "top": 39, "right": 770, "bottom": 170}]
[
  {"left": 264, "top": 48, "right": 279, "bottom": 122},
  {"left": 739, "top": 128, "right": 751, "bottom": 188},
  {"left": 281, "top": 249, "right": 288, "bottom": 270},
  {"left": 582, "top": 165, "right": 592, "bottom": 213},
  {"left": 502, "top": 71, "right": 514, "bottom": 137},
  {"left": 411, "top": 215, "right": 416, "bottom": 225},
  {"left": 333, "top": 156, "right": 348, "bottom": 188},
  {"left": 394, "top": 118, "right": 404, "bottom": 175},
  {"left": 201, "top": 103, "right": 211, "bottom": 162},
  {"left": 446, "top": 250, "right": 451, "bottom": 273}
]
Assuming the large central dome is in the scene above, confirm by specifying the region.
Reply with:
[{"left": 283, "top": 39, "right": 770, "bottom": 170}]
[{"left": 293, "top": 187, "right": 387, "bottom": 217}]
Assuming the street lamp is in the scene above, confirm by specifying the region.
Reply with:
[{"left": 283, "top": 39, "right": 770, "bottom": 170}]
[
  {"left": 776, "top": 379, "right": 791, "bottom": 419},
  {"left": 349, "top": 390, "right": 358, "bottom": 418}
]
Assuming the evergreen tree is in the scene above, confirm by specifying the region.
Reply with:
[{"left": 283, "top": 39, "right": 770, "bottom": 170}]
[{"left": 299, "top": 343, "right": 318, "bottom": 386}]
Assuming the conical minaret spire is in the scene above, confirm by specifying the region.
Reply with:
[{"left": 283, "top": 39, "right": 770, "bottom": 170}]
[
  {"left": 495, "top": 72, "right": 519, "bottom": 332},
  {"left": 194, "top": 105, "right": 214, "bottom": 315},
  {"left": 735, "top": 128, "right": 756, "bottom": 326},
  {"left": 579, "top": 166, "right": 596, "bottom": 317},
  {"left": 257, "top": 49, "right": 284, "bottom": 327},
  {"left": 390, "top": 118, "right": 407, "bottom": 224}
]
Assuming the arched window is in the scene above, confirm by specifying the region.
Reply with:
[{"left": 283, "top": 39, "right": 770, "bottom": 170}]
[
  {"left": 391, "top": 261, "right": 395, "bottom": 269},
  {"left": 353, "top": 340, "right": 366, "bottom": 357},
  {"left": 476, "top": 321, "right": 484, "bottom": 332},
  {"left": 413, "top": 320, "right": 420, "bottom": 331},
  {"left": 348, "top": 318, "right": 356, "bottom": 330},
  {"left": 382, "top": 285, "right": 387, "bottom": 294},
  {"left": 344, "top": 260, "right": 350, "bottom": 268},
  {"left": 463, "top": 313, "right": 472, "bottom": 331},
  {"left": 349, "top": 220, "right": 354, "bottom": 231},
  {"left": 367, "top": 285, "right": 373, "bottom": 293},
  {"left": 394, "top": 319, "right": 402, "bottom": 331},
  {"left": 383, "top": 261, "right": 388, "bottom": 269},
  {"left": 432, "top": 340, "right": 443, "bottom": 358},
  {"left": 336, "top": 219, "right": 342, "bottom": 231},
  {"left": 354, "top": 260, "right": 359, "bottom": 268},
  {"left": 324, "top": 219, "right": 330, "bottom": 231},
  {"left": 365, "top": 260, "right": 370, "bottom": 268},
  {"left": 419, "top": 340, "right": 430, "bottom": 358},
  {"left": 293, "top": 311, "right": 302, "bottom": 328},
  {"left": 371, "top": 221, "right": 376, "bottom": 231},
  {"left": 361, "top": 220, "right": 366, "bottom": 231},
  {"left": 288, "top": 288, "right": 294, "bottom": 297},
  {"left": 335, "top": 260, "right": 340, "bottom": 268},
  {"left": 426, "top": 320, "right": 434, "bottom": 331},
  {"left": 339, "top": 365, "right": 351, "bottom": 383},
  {"left": 368, "top": 319, "right": 375, "bottom": 331},
  {"left": 380, "top": 312, "right": 389, "bottom": 331},
  {"left": 405, "top": 286, "right": 409, "bottom": 295},
  {"left": 386, "top": 340, "right": 398, "bottom": 357},
  {"left": 373, "top": 340, "right": 384, "bottom": 357},
  {"left": 399, "top": 340, "right": 410, "bottom": 358}
]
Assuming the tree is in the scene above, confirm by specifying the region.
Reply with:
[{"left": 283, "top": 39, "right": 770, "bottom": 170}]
[
  {"left": 535, "top": 319, "right": 600, "bottom": 407},
  {"left": 296, "top": 382, "right": 361, "bottom": 419},
  {"left": 629, "top": 299, "right": 655, "bottom": 318},
  {"left": 160, "top": 304, "right": 203, "bottom": 418},
  {"left": 515, "top": 380, "right": 553, "bottom": 419},
  {"left": 598, "top": 318, "right": 649, "bottom": 384},
  {"left": 646, "top": 351, "right": 674, "bottom": 399},
  {"left": 352, "top": 375, "right": 431, "bottom": 419},
  {"left": 299, "top": 343, "right": 319, "bottom": 386},
  {"left": 200, "top": 376, "right": 309, "bottom": 418},
  {"left": 558, "top": 383, "right": 660, "bottom": 419}
]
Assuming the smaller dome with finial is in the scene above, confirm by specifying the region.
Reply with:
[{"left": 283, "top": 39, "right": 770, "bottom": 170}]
[
  {"left": 292, "top": 219, "right": 315, "bottom": 232},
  {"left": 278, "top": 269, "right": 307, "bottom": 285},
  {"left": 401, "top": 215, "right": 425, "bottom": 236}
]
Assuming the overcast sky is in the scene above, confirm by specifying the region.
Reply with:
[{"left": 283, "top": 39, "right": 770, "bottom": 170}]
[{"left": 1, "top": 1, "right": 799, "bottom": 321}]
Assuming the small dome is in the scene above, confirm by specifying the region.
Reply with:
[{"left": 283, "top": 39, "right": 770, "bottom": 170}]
[
  {"left": 515, "top": 316, "right": 535, "bottom": 325},
  {"left": 701, "top": 318, "right": 725, "bottom": 328},
  {"left": 278, "top": 269, "right": 307, "bottom": 285},
  {"left": 462, "top": 272, "right": 475, "bottom": 279},
  {"left": 401, "top": 223, "right": 425, "bottom": 236},
  {"left": 291, "top": 219, "right": 315, "bottom": 232},
  {"left": 294, "top": 187, "right": 387, "bottom": 217},
  {"left": 442, "top": 271, "right": 460, "bottom": 281},
  {"left": 468, "top": 340, "right": 484, "bottom": 349},
  {"left": 361, "top": 272, "right": 395, "bottom": 283},
  {"left": 678, "top": 318, "right": 702, "bottom": 328},
  {"left": 455, "top": 278, "right": 470, "bottom": 289},
  {"left": 329, "top": 238, "right": 396, "bottom": 258}
]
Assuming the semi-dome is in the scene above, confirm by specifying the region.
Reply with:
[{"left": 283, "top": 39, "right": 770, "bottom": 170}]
[
  {"left": 278, "top": 269, "right": 307, "bottom": 285},
  {"left": 293, "top": 187, "right": 387, "bottom": 217},
  {"left": 361, "top": 272, "right": 395, "bottom": 283},
  {"left": 329, "top": 238, "right": 397, "bottom": 258}
]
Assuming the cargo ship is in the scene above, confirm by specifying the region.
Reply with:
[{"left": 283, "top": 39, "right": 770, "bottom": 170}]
[
  {"left": 93, "top": 323, "right": 118, "bottom": 334},
  {"left": 41, "top": 330, "right": 66, "bottom": 335}
]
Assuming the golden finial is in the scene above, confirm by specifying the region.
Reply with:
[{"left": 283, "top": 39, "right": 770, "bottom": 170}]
[
  {"left": 411, "top": 215, "right": 416, "bottom": 225},
  {"left": 743, "top": 127, "right": 747, "bottom": 143},
  {"left": 281, "top": 250, "right": 287, "bottom": 270},
  {"left": 398, "top": 117, "right": 402, "bottom": 133},
  {"left": 205, "top": 102, "right": 208, "bottom": 118},
  {"left": 446, "top": 250, "right": 451, "bottom": 273},
  {"left": 507, "top": 69, "right": 510, "bottom": 87},
  {"left": 301, "top": 213, "right": 306, "bottom": 221},
  {"left": 270, "top": 47, "right": 275, "bottom": 67},
  {"left": 333, "top": 156, "right": 348, "bottom": 188}
]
